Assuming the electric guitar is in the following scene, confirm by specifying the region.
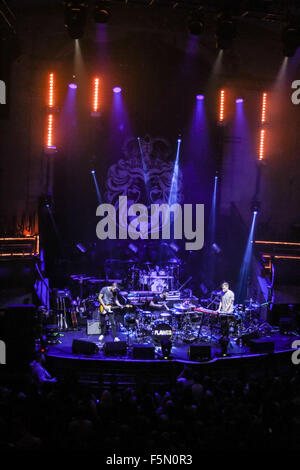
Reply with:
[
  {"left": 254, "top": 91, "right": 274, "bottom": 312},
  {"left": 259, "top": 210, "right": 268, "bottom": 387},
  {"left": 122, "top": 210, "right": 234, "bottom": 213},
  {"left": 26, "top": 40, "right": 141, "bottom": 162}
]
[{"left": 99, "top": 304, "right": 133, "bottom": 314}]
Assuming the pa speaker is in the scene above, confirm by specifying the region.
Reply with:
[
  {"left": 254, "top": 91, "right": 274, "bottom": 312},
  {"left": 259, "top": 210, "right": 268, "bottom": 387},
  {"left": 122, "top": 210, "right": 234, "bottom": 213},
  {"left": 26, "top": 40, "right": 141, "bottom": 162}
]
[
  {"left": 132, "top": 344, "right": 155, "bottom": 359},
  {"left": 72, "top": 339, "right": 98, "bottom": 355},
  {"left": 248, "top": 338, "right": 274, "bottom": 354},
  {"left": 188, "top": 344, "right": 211, "bottom": 362},
  {"left": 103, "top": 341, "right": 127, "bottom": 357}
]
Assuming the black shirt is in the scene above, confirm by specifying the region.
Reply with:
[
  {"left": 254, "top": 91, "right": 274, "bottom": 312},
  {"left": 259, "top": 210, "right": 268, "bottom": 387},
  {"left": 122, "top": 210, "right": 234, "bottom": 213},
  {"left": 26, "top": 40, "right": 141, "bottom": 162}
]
[{"left": 148, "top": 294, "right": 167, "bottom": 311}]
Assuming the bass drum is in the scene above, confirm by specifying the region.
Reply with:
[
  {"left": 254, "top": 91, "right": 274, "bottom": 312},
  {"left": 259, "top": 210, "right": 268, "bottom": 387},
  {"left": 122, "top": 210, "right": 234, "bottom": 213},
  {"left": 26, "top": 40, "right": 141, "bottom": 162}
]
[{"left": 152, "top": 321, "right": 173, "bottom": 345}]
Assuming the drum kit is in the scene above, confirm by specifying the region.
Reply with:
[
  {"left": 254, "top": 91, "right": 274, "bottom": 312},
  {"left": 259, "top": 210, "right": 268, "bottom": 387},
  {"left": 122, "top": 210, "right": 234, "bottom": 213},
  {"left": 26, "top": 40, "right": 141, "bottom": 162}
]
[{"left": 65, "top": 274, "right": 267, "bottom": 345}]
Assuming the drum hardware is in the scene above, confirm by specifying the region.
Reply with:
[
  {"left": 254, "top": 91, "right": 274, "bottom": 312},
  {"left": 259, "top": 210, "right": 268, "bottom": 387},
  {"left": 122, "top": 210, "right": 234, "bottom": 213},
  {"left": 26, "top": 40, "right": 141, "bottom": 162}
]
[{"left": 124, "top": 312, "right": 139, "bottom": 345}]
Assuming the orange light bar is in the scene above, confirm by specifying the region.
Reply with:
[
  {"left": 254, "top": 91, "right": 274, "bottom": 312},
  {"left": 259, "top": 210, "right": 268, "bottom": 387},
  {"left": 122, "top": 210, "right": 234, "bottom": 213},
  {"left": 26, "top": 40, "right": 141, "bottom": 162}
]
[
  {"left": 256, "top": 241, "right": 300, "bottom": 246},
  {"left": 92, "top": 77, "right": 100, "bottom": 113},
  {"left": 258, "top": 128, "right": 265, "bottom": 160},
  {"left": 0, "top": 237, "right": 37, "bottom": 241},
  {"left": 48, "top": 73, "right": 55, "bottom": 108},
  {"left": 261, "top": 92, "right": 267, "bottom": 123},
  {"left": 47, "top": 114, "right": 54, "bottom": 147},
  {"left": 219, "top": 89, "right": 225, "bottom": 122},
  {"left": 263, "top": 254, "right": 300, "bottom": 260}
]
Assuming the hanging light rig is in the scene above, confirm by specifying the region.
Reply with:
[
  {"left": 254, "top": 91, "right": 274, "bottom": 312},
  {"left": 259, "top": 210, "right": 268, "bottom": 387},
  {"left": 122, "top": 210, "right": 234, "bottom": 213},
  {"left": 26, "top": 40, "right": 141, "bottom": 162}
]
[
  {"left": 91, "top": 77, "right": 101, "bottom": 116},
  {"left": 45, "top": 72, "right": 57, "bottom": 154},
  {"left": 258, "top": 92, "right": 267, "bottom": 160}
]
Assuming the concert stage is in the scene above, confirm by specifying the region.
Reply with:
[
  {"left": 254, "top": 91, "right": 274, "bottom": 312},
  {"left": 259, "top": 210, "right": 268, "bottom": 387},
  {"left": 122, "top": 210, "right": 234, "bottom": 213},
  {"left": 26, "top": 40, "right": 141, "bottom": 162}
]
[{"left": 46, "top": 327, "right": 298, "bottom": 388}]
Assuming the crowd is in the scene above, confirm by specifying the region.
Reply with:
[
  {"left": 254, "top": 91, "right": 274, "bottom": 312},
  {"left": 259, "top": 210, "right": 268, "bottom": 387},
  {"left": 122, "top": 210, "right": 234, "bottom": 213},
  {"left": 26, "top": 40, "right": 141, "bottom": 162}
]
[{"left": 0, "top": 356, "right": 300, "bottom": 451}]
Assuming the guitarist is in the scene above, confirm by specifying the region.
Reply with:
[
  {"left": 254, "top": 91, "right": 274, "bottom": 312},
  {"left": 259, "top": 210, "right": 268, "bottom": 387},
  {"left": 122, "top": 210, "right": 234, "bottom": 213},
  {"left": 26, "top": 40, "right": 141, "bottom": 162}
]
[{"left": 98, "top": 282, "right": 123, "bottom": 342}]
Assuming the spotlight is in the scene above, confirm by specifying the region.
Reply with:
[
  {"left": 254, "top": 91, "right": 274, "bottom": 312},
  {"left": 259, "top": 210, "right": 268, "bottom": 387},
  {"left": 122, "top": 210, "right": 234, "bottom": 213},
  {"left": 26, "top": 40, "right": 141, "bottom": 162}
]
[
  {"left": 212, "top": 243, "right": 221, "bottom": 254},
  {"left": 76, "top": 243, "right": 87, "bottom": 253},
  {"left": 196, "top": 94, "right": 204, "bottom": 100},
  {"left": 91, "top": 170, "right": 95, "bottom": 174},
  {"left": 282, "top": 24, "right": 300, "bottom": 57},
  {"left": 161, "top": 339, "right": 172, "bottom": 360},
  {"left": 128, "top": 243, "right": 138, "bottom": 254},
  {"left": 216, "top": 14, "right": 236, "bottom": 50},
  {"left": 187, "top": 9, "right": 204, "bottom": 36},
  {"left": 64, "top": 1, "right": 88, "bottom": 40},
  {"left": 69, "top": 75, "right": 77, "bottom": 89},
  {"left": 170, "top": 242, "right": 179, "bottom": 253},
  {"left": 94, "top": 1, "right": 110, "bottom": 23},
  {"left": 236, "top": 98, "right": 244, "bottom": 103},
  {"left": 113, "top": 86, "right": 122, "bottom": 94},
  {"left": 40, "top": 195, "right": 52, "bottom": 209},
  {"left": 250, "top": 199, "right": 260, "bottom": 213}
]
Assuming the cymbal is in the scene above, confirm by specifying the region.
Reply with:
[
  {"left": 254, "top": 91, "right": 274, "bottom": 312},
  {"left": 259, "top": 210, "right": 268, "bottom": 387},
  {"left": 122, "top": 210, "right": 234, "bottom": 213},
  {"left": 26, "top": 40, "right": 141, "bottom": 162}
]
[
  {"left": 71, "top": 275, "right": 93, "bottom": 281},
  {"left": 211, "top": 290, "right": 222, "bottom": 296},
  {"left": 173, "top": 303, "right": 190, "bottom": 311}
]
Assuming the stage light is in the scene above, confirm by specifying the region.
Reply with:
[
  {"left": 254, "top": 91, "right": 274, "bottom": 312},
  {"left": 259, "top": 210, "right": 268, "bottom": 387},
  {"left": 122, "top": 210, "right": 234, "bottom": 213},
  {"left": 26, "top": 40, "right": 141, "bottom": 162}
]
[
  {"left": 69, "top": 75, "right": 78, "bottom": 89},
  {"left": 45, "top": 114, "right": 57, "bottom": 153},
  {"left": 196, "top": 94, "right": 204, "bottom": 100},
  {"left": 76, "top": 243, "right": 87, "bottom": 253},
  {"left": 64, "top": 1, "right": 88, "bottom": 39},
  {"left": 41, "top": 195, "right": 52, "bottom": 209},
  {"left": 258, "top": 128, "right": 265, "bottom": 160},
  {"left": 113, "top": 86, "right": 122, "bottom": 94},
  {"left": 48, "top": 73, "right": 55, "bottom": 108},
  {"left": 91, "top": 77, "right": 100, "bottom": 116},
  {"left": 282, "top": 24, "right": 300, "bottom": 57},
  {"left": 216, "top": 15, "right": 236, "bottom": 50},
  {"left": 236, "top": 210, "right": 258, "bottom": 303},
  {"left": 91, "top": 170, "right": 95, "bottom": 174},
  {"left": 94, "top": 0, "right": 110, "bottom": 23},
  {"left": 261, "top": 92, "right": 267, "bottom": 123},
  {"left": 128, "top": 243, "right": 138, "bottom": 254},
  {"left": 218, "top": 89, "right": 225, "bottom": 122},
  {"left": 170, "top": 242, "right": 179, "bottom": 253},
  {"left": 187, "top": 9, "right": 204, "bottom": 36},
  {"left": 236, "top": 98, "right": 244, "bottom": 103},
  {"left": 251, "top": 199, "right": 260, "bottom": 213}
]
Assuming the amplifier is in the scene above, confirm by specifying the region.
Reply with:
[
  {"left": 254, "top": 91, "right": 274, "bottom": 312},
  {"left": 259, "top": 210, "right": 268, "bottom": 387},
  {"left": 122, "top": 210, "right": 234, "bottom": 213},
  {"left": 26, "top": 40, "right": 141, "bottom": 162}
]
[{"left": 86, "top": 319, "right": 100, "bottom": 335}]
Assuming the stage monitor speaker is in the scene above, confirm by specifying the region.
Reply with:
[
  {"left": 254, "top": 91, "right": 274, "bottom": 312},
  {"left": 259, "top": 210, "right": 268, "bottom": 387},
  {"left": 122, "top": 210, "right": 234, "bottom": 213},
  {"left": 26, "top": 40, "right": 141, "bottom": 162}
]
[
  {"left": 132, "top": 344, "right": 155, "bottom": 359},
  {"left": 86, "top": 320, "right": 100, "bottom": 335},
  {"left": 103, "top": 341, "right": 127, "bottom": 357},
  {"left": 72, "top": 339, "right": 98, "bottom": 355},
  {"left": 248, "top": 338, "right": 275, "bottom": 354},
  {"left": 188, "top": 344, "right": 211, "bottom": 362}
]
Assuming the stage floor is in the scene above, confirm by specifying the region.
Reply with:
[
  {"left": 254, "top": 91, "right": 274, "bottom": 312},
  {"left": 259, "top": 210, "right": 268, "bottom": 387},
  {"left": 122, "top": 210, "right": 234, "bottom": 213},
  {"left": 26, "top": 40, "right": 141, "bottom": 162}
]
[{"left": 46, "top": 326, "right": 298, "bottom": 363}]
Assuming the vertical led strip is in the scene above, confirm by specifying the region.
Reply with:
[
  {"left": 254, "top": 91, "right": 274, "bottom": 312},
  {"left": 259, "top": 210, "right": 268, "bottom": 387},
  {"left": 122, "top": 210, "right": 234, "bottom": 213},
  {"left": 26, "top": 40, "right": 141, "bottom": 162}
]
[
  {"left": 47, "top": 114, "right": 54, "bottom": 148},
  {"left": 45, "top": 72, "right": 56, "bottom": 152},
  {"left": 91, "top": 77, "right": 100, "bottom": 116},
  {"left": 258, "top": 129, "right": 265, "bottom": 160},
  {"left": 219, "top": 89, "right": 225, "bottom": 122},
  {"left": 261, "top": 92, "right": 267, "bottom": 123},
  {"left": 258, "top": 91, "right": 268, "bottom": 160},
  {"left": 48, "top": 72, "right": 54, "bottom": 108}
]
